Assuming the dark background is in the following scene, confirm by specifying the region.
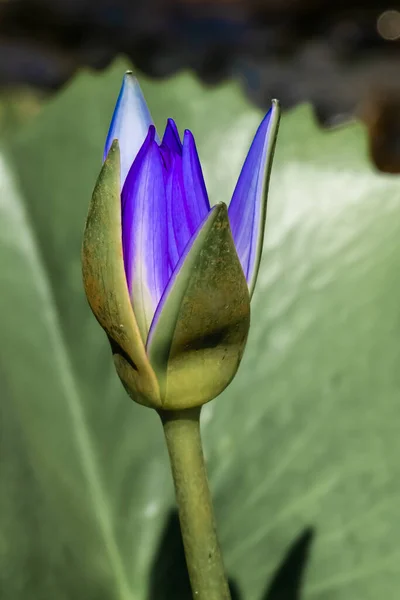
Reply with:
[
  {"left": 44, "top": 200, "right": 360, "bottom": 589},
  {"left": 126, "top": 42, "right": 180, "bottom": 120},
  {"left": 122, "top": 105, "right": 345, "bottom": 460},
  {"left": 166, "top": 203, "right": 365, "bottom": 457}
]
[{"left": 1, "top": 0, "right": 399, "bottom": 172}]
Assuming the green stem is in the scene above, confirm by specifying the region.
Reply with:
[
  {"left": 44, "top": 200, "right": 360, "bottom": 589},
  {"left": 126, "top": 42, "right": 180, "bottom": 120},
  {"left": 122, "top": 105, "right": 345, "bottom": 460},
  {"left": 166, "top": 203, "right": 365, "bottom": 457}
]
[{"left": 159, "top": 407, "right": 231, "bottom": 600}]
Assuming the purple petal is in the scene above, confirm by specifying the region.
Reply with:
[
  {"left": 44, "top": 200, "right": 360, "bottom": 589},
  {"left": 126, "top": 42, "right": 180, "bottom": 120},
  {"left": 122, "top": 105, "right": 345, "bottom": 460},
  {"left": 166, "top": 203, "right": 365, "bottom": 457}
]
[
  {"left": 181, "top": 129, "right": 210, "bottom": 223},
  {"left": 228, "top": 100, "right": 280, "bottom": 296},
  {"left": 162, "top": 119, "right": 182, "bottom": 155},
  {"left": 164, "top": 133, "right": 211, "bottom": 272},
  {"left": 166, "top": 152, "right": 207, "bottom": 272},
  {"left": 122, "top": 126, "right": 169, "bottom": 340},
  {"left": 165, "top": 153, "right": 185, "bottom": 270},
  {"left": 104, "top": 72, "right": 156, "bottom": 189}
]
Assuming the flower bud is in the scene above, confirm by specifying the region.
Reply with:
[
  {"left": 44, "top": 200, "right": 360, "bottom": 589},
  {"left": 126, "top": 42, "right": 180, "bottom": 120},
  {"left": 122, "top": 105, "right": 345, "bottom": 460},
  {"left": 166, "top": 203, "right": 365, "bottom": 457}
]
[
  {"left": 82, "top": 73, "right": 279, "bottom": 410},
  {"left": 82, "top": 142, "right": 250, "bottom": 409}
]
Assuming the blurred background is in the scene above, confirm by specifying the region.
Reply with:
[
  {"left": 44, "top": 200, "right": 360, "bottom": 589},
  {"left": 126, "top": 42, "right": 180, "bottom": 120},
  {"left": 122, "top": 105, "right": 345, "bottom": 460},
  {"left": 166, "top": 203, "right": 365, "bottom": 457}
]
[
  {"left": 0, "top": 0, "right": 399, "bottom": 172},
  {"left": 1, "top": 3, "right": 400, "bottom": 600}
]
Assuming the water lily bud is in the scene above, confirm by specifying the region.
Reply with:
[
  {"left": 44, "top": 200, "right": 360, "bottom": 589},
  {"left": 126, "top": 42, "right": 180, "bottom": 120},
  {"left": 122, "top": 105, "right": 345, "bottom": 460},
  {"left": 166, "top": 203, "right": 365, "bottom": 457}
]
[{"left": 82, "top": 72, "right": 280, "bottom": 410}]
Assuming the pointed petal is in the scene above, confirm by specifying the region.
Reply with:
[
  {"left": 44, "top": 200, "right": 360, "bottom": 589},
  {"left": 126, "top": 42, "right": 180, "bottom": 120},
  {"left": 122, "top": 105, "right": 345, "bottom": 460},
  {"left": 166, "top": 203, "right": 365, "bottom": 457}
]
[
  {"left": 147, "top": 203, "right": 250, "bottom": 409},
  {"left": 165, "top": 153, "right": 185, "bottom": 270},
  {"left": 122, "top": 126, "right": 169, "bottom": 341},
  {"left": 166, "top": 152, "right": 206, "bottom": 271},
  {"left": 162, "top": 118, "right": 182, "bottom": 155},
  {"left": 82, "top": 140, "right": 160, "bottom": 407},
  {"left": 228, "top": 100, "right": 280, "bottom": 297},
  {"left": 182, "top": 129, "right": 210, "bottom": 222},
  {"left": 164, "top": 132, "right": 210, "bottom": 272},
  {"left": 104, "top": 71, "right": 157, "bottom": 189}
]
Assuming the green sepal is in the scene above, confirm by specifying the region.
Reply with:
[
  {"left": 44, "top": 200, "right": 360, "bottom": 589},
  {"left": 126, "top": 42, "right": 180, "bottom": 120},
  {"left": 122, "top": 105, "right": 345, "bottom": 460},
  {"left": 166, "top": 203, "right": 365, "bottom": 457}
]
[
  {"left": 147, "top": 203, "right": 251, "bottom": 410},
  {"left": 81, "top": 140, "right": 161, "bottom": 408}
]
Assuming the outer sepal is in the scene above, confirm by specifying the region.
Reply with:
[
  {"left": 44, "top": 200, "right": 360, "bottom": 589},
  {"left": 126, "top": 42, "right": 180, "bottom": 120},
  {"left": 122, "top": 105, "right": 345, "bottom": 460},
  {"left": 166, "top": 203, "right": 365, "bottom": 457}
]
[
  {"left": 82, "top": 140, "right": 161, "bottom": 408},
  {"left": 147, "top": 203, "right": 251, "bottom": 410}
]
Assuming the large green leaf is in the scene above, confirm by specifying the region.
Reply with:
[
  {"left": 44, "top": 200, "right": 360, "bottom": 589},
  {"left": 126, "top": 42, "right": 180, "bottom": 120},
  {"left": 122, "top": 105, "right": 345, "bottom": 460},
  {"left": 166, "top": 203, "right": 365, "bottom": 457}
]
[{"left": 1, "top": 60, "right": 399, "bottom": 600}]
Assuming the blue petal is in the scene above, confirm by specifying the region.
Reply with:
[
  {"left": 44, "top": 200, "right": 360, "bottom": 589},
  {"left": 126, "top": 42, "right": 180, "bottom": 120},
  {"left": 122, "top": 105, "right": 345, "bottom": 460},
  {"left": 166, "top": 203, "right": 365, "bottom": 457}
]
[
  {"left": 165, "top": 153, "right": 185, "bottom": 270},
  {"left": 122, "top": 126, "right": 169, "bottom": 341},
  {"left": 165, "top": 132, "right": 210, "bottom": 272},
  {"left": 162, "top": 119, "right": 182, "bottom": 155},
  {"left": 104, "top": 72, "right": 157, "bottom": 189},
  {"left": 228, "top": 100, "right": 280, "bottom": 297},
  {"left": 181, "top": 129, "right": 210, "bottom": 225}
]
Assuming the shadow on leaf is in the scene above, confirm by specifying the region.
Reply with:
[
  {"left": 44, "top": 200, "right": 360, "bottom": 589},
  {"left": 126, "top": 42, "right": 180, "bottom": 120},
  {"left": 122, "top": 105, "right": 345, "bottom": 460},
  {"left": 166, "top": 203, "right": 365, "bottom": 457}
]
[
  {"left": 261, "top": 527, "right": 315, "bottom": 600},
  {"left": 147, "top": 510, "right": 240, "bottom": 600},
  {"left": 147, "top": 510, "right": 313, "bottom": 600}
]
